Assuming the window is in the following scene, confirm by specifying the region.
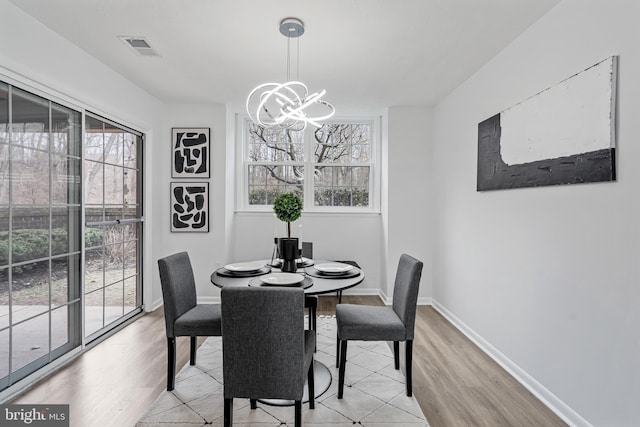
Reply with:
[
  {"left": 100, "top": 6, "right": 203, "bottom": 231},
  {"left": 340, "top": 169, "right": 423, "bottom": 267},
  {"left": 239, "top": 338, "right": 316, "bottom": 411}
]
[
  {"left": 0, "top": 83, "right": 82, "bottom": 390},
  {"left": 0, "top": 79, "right": 144, "bottom": 393},
  {"left": 241, "top": 118, "right": 377, "bottom": 211}
]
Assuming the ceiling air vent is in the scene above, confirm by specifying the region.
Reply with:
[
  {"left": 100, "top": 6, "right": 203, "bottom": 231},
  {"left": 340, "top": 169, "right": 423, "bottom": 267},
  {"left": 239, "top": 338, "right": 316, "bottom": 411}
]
[{"left": 118, "top": 36, "right": 160, "bottom": 57}]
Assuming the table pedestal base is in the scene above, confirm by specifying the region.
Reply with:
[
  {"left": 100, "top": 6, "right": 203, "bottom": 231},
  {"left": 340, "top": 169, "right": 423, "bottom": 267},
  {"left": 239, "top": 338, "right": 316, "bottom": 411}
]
[{"left": 257, "top": 360, "right": 332, "bottom": 406}]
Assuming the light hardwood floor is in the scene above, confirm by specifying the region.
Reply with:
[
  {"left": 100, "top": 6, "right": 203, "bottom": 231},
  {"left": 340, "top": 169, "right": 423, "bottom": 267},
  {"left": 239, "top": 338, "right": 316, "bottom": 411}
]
[{"left": 10, "top": 295, "right": 567, "bottom": 427}]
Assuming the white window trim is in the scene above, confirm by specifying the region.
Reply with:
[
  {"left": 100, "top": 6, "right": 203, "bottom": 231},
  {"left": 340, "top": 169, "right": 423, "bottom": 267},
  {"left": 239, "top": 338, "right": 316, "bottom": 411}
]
[{"left": 235, "top": 115, "right": 381, "bottom": 213}]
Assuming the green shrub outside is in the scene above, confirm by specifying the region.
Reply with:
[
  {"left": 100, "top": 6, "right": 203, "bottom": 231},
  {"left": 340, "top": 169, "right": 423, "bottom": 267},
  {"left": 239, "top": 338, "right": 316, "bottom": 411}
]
[{"left": 0, "top": 228, "right": 104, "bottom": 266}]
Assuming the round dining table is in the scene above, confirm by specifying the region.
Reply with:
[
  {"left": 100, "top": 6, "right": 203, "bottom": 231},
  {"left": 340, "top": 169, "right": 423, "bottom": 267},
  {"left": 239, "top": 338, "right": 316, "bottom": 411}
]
[
  {"left": 209, "top": 259, "right": 365, "bottom": 295},
  {"left": 209, "top": 259, "right": 365, "bottom": 406}
]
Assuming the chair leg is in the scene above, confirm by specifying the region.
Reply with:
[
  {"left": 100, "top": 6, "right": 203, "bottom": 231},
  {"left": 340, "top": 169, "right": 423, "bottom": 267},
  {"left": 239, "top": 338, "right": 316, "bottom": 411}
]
[
  {"left": 167, "top": 337, "right": 176, "bottom": 391},
  {"left": 338, "top": 340, "right": 347, "bottom": 399},
  {"left": 406, "top": 340, "right": 413, "bottom": 397},
  {"left": 393, "top": 341, "right": 400, "bottom": 370},
  {"left": 294, "top": 400, "right": 302, "bottom": 427},
  {"left": 308, "top": 358, "right": 315, "bottom": 409},
  {"left": 250, "top": 399, "right": 257, "bottom": 409},
  {"left": 190, "top": 336, "right": 197, "bottom": 365},
  {"left": 224, "top": 398, "right": 233, "bottom": 427},
  {"left": 336, "top": 335, "right": 340, "bottom": 368}
]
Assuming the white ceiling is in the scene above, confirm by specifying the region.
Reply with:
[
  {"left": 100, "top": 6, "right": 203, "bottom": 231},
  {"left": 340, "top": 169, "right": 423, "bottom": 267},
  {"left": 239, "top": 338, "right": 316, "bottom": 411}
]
[{"left": 9, "top": 0, "right": 560, "bottom": 112}]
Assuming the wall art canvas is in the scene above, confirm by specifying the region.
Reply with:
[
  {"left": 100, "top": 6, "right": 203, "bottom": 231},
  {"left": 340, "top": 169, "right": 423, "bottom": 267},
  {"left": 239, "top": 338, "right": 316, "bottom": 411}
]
[
  {"left": 170, "top": 182, "right": 209, "bottom": 232},
  {"left": 172, "top": 127, "right": 210, "bottom": 178},
  {"left": 477, "top": 56, "right": 617, "bottom": 191}
]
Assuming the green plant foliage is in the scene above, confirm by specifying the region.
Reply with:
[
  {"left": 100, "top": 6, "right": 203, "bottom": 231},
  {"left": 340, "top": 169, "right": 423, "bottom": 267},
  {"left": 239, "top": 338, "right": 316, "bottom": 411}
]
[
  {"left": 0, "top": 228, "right": 104, "bottom": 266},
  {"left": 273, "top": 192, "right": 303, "bottom": 238},
  {"left": 273, "top": 192, "right": 303, "bottom": 223}
]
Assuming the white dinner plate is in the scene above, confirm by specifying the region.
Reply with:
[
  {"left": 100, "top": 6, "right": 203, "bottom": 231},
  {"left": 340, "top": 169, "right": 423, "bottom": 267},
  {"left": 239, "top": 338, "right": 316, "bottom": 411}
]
[
  {"left": 314, "top": 262, "right": 353, "bottom": 273},
  {"left": 261, "top": 272, "right": 305, "bottom": 285},
  {"left": 224, "top": 261, "right": 265, "bottom": 272}
]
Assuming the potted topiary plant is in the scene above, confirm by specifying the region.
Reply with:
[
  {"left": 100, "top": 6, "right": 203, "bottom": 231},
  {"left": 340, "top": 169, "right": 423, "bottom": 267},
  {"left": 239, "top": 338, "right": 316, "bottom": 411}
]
[{"left": 273, "top": 192, "right": 303, "bottom": 272}]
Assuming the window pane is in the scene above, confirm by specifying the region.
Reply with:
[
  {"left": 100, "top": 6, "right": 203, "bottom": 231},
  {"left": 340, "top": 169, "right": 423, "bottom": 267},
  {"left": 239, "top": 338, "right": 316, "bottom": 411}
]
[
  {"left": 51, "top": 208, "right": 81, "bottom": 256},
  {"left": 12, "top": 313, "right": 49, "bottom": 372},
  {"left": 52, "top": 103, "right": 81, "bottom": 158},
  {"left": 124, "top": 275, "right": 138, "bottom": 313},
  {"left": 247, "top": 124, "right": 304, "bottom": 162},
  {"left": 0, "top": 328, "right": 7, "bottom": 381},
  {"left": 84, "top": 288, "right": 103, "bottom": 336},
  {"left": 52, "top": 156, "right": 80, "bottom": 205},
  {"left": 11, "top": 89, "right": 49, "bottom": 151},
  {"left": 12, "top": 260, "right": 49, "bottom": 323},
  {"left": 52, "top": 255, "right": 80, "bottom": 307},
  {"left": 85, "top": 247, "right": 104, "bottom": 293},
  {"left": 84, "top": 160, "right": 103, "bottom": 205},
  {"left": 51, "top": 305, "right": 69, "bottom": 353},
  {"left": 105, "top": 281, "right": 123, "bottom": 325},
  {"left": 104, "top": 131, "right": 124, "bottom": 166},
  {"left": 11, "top": 146, "right": 49, "bottom": 205},
  {"left": 104, "top": 164, "right": 123, "bottom": 205},
  {"left": 0, "top": 268, "right": 7, "bottom": 329},
  {"left": 0, "top": 83, "right": 8, "bottom": 144},
  {"left": 0, "top": 144, "right": 8, "bottom": 205},
  {"left": 10, "top": 222, "right": 50, "bottom": 264},
  {"left": 314, "top": 166, "right": 369, "bottom": 207},
  {"left": 123, "top": 134, "right": 138, "bottom": 169},
  {"left": 85, "top": 116, "right": 104, "bottom": 162},
  {"left": 248, "top": 165, "right": 304, "bottom": 205},
  {"left": 313, "top": 123, "right": 371, "bottom": 163}
]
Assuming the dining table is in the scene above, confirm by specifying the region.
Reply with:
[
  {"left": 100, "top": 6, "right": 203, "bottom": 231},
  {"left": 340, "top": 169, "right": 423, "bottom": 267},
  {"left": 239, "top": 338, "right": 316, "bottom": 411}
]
[{"left": 210, "top": 258, "right": 365, "bottom": 406}]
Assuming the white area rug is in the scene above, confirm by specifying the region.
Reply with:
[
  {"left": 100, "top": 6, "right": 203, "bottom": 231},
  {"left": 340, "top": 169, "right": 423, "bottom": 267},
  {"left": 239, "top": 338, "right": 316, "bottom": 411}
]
[{"left": 137, "top": 315, "right": 429, "bottom": 426}]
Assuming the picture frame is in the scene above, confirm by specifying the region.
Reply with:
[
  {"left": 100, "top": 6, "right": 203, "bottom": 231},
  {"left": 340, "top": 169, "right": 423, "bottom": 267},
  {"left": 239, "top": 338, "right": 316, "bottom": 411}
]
[
  {"left": 172, "top": 127, "right": 210, "bottom": 178},
  {"left": 170, "top": 182, "right": 209, "bottom": 232}
]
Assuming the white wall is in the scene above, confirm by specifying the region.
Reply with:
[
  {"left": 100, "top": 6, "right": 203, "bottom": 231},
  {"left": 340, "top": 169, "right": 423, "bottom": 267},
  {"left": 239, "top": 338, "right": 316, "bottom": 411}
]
[
  {"left": 151, "top": 104, "right": 228, "bottom": 306},
  {"left": 432, "top": 1, "right": 640, "bottom": 425},
  {"left": 387, "top": 107, "right": 432, "bottom": 301},
  {"left": 232, "top": 212, "right": 383, "bottom": 295}
]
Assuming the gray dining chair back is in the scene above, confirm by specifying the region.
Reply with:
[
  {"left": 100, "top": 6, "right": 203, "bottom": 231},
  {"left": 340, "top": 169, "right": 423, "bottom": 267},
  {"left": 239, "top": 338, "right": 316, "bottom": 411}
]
[
  {"left": 335, "top": 253, "right": 423, "bottom": 398},
  {"left": 392, "top": 253, "right": 422, "bottom": 340},
  {"left": 221, "top": 286, "right": 315, "bottom": 427},
  {"left": 158, "top": 252, "right": 222, "bottom": 391}
]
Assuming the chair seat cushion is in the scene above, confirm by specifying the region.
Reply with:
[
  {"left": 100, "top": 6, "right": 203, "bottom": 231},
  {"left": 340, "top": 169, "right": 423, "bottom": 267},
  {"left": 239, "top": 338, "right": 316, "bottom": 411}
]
[
  {"left": 174, "top": 304, "right": 222, "bottom": 337},
  {"left": 336, "top": 304, "right": 406, "bottom": 341}
]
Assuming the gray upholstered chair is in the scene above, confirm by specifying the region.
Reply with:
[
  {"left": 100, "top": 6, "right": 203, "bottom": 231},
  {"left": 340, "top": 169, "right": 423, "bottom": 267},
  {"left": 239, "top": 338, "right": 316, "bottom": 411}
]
[
  {"left": 221, "top": 286, "right": 315, "bottom": 427},
  {"left": 336, "top": 253, "right": 423, "bottom": 398},
  {"left": 157, "top": 252, "right": 222, "bottom": 391}
]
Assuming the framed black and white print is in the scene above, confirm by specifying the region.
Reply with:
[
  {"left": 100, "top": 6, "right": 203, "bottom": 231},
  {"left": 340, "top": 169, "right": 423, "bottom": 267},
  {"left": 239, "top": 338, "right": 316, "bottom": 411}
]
[
  {"left": 172, "top": 127, "right": 210, "bottom": 178},
  {"left": 170, "top": 182, "right": 209, "bottom": 232}
]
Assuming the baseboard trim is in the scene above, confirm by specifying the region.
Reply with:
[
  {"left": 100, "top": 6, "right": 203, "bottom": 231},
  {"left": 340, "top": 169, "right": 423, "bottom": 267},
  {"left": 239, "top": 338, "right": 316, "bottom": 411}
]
[{"left": 431, "top": 299, "right": 592, "bottom": 427}]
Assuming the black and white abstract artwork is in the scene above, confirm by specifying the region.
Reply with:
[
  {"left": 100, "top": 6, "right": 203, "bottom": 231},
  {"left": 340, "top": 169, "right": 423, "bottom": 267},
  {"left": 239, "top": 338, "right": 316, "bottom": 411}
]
[
  {"left": 172, "top": 127, "right": 210, "bottom": 178},
  {"left": 170, "top": 182, "right": 209, "bottom": 232},
  {"left": 477, "top": 56, "right": 617, "bottom": 191}
]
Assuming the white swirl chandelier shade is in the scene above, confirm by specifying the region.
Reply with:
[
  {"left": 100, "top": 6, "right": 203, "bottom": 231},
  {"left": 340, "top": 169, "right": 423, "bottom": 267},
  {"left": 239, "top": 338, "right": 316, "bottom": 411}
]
[
  {"left": 246, "top": 18, "right": 335, "bottom": 131},
  {"left": 246, "top": 81, "right": 335, "bottom": 131}
]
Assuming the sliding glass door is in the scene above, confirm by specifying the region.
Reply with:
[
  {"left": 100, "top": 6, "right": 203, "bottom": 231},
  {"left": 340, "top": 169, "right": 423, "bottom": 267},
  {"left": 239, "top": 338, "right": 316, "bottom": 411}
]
[
  {"left": 0, "top": 83, "right": 82, "bottom": 390},
  {"left": 0, "top": 80, "right": 144, "bottom": 392},
  {"left": 84, "top": 114, "right": 142, "bottom": 340}
]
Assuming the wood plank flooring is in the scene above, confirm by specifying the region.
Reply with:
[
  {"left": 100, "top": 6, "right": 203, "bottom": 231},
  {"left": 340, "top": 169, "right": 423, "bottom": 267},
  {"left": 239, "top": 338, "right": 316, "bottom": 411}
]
[{"left": 9, "top": 295, "right": 567, "bottom": 427}]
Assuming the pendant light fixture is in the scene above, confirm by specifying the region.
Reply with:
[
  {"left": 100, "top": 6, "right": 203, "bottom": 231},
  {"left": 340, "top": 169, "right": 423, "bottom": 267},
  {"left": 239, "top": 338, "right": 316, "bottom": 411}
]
[{"left": 246, "top": 17, "right": 335, "bottom": 131}]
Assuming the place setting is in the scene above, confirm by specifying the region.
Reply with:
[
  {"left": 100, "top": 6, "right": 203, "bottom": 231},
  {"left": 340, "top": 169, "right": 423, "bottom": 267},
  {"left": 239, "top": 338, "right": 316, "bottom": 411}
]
[
  {"left": 305, "top": 261, "right": 361, "bottom": 279},
  {"left": 248, "top": 271, "right": 313, "bottom": 289},
  {"left": 215, "top": 261, "right": 271, "bottom": 277}
]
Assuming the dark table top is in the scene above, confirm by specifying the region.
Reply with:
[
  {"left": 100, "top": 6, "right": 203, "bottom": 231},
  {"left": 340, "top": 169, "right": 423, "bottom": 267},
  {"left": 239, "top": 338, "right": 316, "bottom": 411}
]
[{"left": 210, "top": 260, "right": 365, "bottom": 295}]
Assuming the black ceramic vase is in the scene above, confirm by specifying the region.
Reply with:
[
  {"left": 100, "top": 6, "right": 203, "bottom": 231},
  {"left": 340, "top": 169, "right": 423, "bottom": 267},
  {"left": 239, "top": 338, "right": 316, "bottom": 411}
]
[{"left": 278, "top": 238, "right": 299, "bottom": 272}]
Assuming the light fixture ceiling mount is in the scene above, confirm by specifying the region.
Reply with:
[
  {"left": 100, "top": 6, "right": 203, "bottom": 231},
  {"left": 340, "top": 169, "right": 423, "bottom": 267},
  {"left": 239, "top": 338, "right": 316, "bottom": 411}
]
[{"left": 246, "top": 17, "right": 335, "bottom": 131}]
